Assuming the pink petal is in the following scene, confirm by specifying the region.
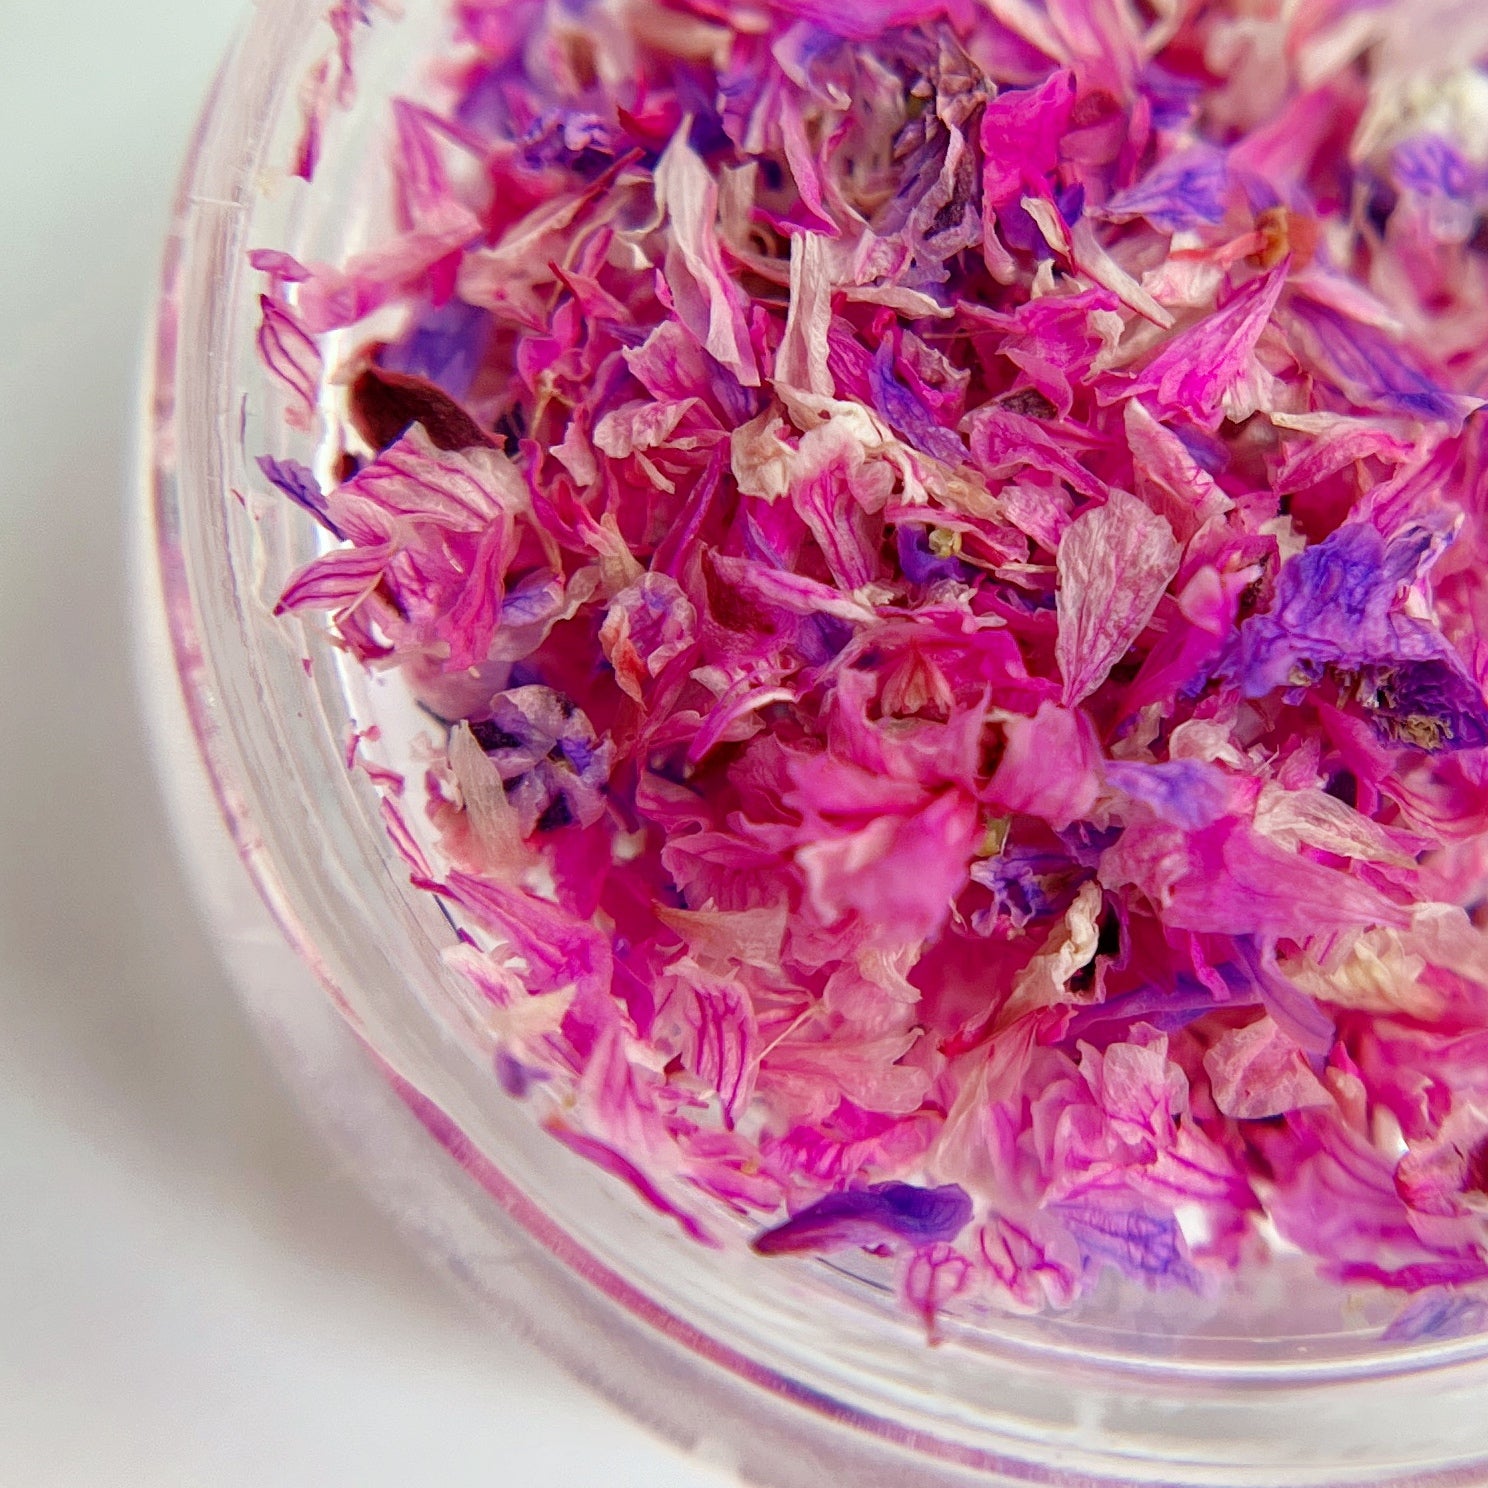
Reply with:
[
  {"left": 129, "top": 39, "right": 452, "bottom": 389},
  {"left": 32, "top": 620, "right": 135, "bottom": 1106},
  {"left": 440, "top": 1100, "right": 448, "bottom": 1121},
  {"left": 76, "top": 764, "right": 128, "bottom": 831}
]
[
  {"left": 1056, "top": 489, "right": 1181, "bottom": 706},
  {"left": 654, "top": 128, "right": 760, "bottom": 387},
  {"left": 988, "top": 702, "right": 1101, "bottom": 827},
  {"left": 1203, "top": 1016, "right": 1333, "bottom": 1120},
  {"left": 256, "top": 295, "right": 322, "bottom": 429}
]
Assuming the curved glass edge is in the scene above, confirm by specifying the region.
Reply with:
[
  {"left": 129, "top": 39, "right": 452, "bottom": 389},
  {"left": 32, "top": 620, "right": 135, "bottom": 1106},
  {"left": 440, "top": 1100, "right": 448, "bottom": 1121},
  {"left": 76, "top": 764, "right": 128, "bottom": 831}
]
[{"left": 131, "top": 3, "right": 1488, "bottom": 1484}]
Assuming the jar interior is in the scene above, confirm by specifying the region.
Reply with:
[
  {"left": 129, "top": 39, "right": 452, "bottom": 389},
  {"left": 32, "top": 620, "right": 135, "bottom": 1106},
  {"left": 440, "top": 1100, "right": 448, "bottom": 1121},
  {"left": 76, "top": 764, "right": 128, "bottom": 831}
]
[{"left": 152, "top": 2, "right": 1488, "bottom": 1480}]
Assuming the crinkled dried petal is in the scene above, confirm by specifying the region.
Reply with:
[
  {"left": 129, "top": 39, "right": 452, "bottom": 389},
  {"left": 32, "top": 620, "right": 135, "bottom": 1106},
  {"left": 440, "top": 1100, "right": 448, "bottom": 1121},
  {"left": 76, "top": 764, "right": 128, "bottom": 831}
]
[
  {"left": 1057, "top": 490, "right": 1182, "bottom": 706},
  {"left": 254, "top": 0, "right": 1488, "bottom": 1321}
]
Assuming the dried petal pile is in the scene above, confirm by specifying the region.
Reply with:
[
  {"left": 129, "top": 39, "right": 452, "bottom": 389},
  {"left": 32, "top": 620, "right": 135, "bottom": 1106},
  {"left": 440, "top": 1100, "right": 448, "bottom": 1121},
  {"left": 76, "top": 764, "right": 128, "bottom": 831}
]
[{"left": 257, "top": 0, "right": 1488, "bottom": 1326}]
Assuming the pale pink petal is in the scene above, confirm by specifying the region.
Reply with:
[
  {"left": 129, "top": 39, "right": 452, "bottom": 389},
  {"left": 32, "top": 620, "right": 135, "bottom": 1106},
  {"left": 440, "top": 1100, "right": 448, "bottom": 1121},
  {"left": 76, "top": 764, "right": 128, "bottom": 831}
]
[
  {"left": 1203, "top": 1017, "right": 1334, "bottom": 1120},
  {"left": 1056, "top": 489, "right": 1181, "bottom": 706}
]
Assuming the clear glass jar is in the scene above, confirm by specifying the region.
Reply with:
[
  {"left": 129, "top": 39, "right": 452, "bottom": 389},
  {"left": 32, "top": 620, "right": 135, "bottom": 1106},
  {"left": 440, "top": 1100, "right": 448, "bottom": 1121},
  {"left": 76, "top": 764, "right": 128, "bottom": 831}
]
[{"left": 138, "top": 2, "right": 1488, "bottom": 1481}]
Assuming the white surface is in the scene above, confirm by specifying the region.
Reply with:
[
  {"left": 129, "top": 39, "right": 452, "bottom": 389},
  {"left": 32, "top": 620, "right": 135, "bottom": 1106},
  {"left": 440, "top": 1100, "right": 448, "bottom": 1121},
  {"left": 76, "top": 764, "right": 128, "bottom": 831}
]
[{"left": 0, "top": 4, "right": 716, "bottom": 1484}]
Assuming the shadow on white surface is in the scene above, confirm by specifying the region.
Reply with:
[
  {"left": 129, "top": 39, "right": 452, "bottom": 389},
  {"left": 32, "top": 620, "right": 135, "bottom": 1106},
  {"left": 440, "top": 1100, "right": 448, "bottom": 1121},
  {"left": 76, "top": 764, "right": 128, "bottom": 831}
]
[{"left": 0, "top": 5, "right": 720, "bottom": 1484}]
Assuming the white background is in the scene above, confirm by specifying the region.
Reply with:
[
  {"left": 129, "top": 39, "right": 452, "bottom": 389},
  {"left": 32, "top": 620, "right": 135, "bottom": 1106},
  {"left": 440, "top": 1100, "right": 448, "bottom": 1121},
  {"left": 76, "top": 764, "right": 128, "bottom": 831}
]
[{"left": 0, "top": 4, "right": 714, "bottom": 1483}]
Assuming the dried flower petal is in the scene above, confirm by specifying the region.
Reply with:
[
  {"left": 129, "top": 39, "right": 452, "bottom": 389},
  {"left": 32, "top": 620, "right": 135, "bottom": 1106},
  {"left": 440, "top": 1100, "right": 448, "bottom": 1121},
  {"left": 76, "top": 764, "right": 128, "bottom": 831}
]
[
  {"left": 1057, "top": 490, "right": 1182, "bottom": 706},
  {"left": 752, "top": 1182, "right": 973, "bottom": 1255},
  {"left": 254, "top": 0, "right": 1488, "bottom": 1324},
  {"left": 256, "top": 295, "right": 322, "bottom": 430}
]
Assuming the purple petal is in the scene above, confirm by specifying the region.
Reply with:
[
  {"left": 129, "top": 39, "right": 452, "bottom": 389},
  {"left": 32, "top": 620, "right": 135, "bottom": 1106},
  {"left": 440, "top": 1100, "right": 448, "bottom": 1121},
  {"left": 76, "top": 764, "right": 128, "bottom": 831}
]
[
  {"left": 868, "top": 343, "right": 967, "bottom": 466},
  {"left": 1287, "top": 299, "right": 1477, "bottom": 427},
  {"left": 1065, "top": 977, "right": 1252, "bottom": 1040},
  {"left": 1383, "top": 1290, "right": 1488, "bottom": 1344},
  {"left": 896, "top": 523, "right": 975, "bottom": 586},
  {"left": 256, "top": 455, "right": 345, "bottom": 539},
  {"left": 379, "top": 297, "right": 491, "bottom": 401},
  {"left": 1141, "top": 64, "right": 1203, "bottom": 128},
  {"left": 1392, "top": 134, "right": 1478, "bottom": 202},
  {"left": 1052, "top": 1199, "right": 1199, "bottom": 1286},
  {"left": 1104, "top": 759, "right": 1232, "bottom": 829},
  {"left": 753, "top": 1182, "right": 973, "bottom": 1256},
  {"left": 1104, "top": 145, "right": 1229, "bottom": 232},
  {"left": 1228, "top": 521, "right": 1488, "bottom": 750}
]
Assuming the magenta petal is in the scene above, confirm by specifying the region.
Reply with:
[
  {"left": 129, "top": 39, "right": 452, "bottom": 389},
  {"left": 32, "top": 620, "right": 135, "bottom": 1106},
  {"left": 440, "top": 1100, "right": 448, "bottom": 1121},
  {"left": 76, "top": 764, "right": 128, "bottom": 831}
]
[
  {"left": 1126, "top": 264, "right": 1288, "bottom": 429},
  {"left": 256, "top": 294, "right": 322, "bottom": 428},
  {"left": 989, "top": 702, "right": 1101, "bottom": 827},
  {"left": 276, "top": 542, "right": 394, "bottom": 615},
  {"left": 547, "top": 1126, "right": 717, "bottom": 1246},
  {"left": 250, "top": 0, "right": 1488, "bottom": 1323},
  {"left": 798, "top": 788, "right": 980, "bottom": 943}
]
